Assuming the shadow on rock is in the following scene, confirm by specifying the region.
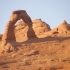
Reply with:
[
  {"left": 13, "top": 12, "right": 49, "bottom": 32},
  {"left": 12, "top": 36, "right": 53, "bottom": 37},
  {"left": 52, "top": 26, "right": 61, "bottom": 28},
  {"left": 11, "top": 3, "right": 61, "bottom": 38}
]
[{"left": 23, "top": 37, "right": 70, "bottom": 44}]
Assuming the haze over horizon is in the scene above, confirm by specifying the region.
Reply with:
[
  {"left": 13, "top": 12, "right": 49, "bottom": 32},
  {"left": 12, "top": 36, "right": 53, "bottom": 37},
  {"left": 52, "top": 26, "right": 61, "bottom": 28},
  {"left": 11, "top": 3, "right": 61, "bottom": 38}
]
[{"left": 0, "top": 0, "right": 70, "bottom": 33}]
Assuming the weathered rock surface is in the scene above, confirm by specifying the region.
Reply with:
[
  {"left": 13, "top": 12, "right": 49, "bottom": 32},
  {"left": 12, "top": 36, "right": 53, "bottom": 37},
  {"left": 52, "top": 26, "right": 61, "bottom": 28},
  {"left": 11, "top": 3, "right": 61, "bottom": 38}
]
[
  {"left": 1, "top": 10, "right": 33, "bottom": 53},
  {"left": 15, "top": 19, "right": 51, "bottom": 41},
  {"left": 52, "top": 20, "right": 70, "bottom": 33},
  {"left": 43, "top": 20, "right": 70, "bottom": 37},
  {"left": 0, "top": 34, "right": 2, "bottom": 41},
  {"left": 18, "top": 10, "right": 32, "bottom": 27},
  {"left": 2, "top": 10, "right": 32, "bottom": 41},
  {"left": 2, "top": 13, "right": 19, "bottom": 41}
]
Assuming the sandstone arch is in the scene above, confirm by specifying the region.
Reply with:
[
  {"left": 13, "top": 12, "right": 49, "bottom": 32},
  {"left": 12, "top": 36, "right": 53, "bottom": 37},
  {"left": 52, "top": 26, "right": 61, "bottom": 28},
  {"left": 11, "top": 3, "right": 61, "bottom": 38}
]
[
  {"left": 2, "top": 10, "right": 32, "bottom": 41},
  {"left": 1, "top": 10, "right": 33, "bottom": 53}
]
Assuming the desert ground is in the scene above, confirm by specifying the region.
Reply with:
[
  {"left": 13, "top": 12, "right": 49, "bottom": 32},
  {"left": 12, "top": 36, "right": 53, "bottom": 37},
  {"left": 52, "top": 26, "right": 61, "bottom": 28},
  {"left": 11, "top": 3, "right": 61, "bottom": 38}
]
[{"left": 0, "top": 36, "right": 70, "bottom": 70}]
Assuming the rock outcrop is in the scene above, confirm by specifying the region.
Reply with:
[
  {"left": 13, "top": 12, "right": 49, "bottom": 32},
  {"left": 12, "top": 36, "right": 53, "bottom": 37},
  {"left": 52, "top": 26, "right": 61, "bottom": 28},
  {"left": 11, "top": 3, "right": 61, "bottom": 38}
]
[
  {"left": 2, "top": 10, "right": 32, "bottom": 41},
  {"left": 1, "top": 10, "right": 33, "bottom": 53},
  {"left": 46, "top": 20, "right": 70, "bottom": 37},
  {"left": 56, "top": 20, "right": 70, "bottom": 32},
  {"left": 15, "top": 19, "right": 51, "bottom": 41},
  {"left": 51, "top": 20, "right": 70, "bottom": 33}
]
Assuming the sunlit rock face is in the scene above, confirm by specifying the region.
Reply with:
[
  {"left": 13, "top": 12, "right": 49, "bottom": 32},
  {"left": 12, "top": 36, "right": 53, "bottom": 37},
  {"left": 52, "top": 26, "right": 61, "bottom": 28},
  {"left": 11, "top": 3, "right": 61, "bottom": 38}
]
[
  {"left": 1, "top": 10, "right": 33, "bottom": 53},
  {"left": 15, "top": 19, "right": 51, "bottom": 41}
]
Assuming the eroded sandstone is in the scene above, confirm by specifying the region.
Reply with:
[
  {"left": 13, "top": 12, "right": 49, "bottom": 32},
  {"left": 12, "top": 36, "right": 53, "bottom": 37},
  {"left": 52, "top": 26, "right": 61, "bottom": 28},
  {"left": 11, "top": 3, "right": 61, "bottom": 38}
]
[{"left": 1, "top": 10, "right": 33, "bottom": 53}]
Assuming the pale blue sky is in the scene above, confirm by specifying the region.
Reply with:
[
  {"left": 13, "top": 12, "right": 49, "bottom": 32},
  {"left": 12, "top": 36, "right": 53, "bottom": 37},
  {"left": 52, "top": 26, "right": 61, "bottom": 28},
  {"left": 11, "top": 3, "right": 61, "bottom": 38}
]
[{"left": 0, "top": 0, "right": 70, "bottom": 33}]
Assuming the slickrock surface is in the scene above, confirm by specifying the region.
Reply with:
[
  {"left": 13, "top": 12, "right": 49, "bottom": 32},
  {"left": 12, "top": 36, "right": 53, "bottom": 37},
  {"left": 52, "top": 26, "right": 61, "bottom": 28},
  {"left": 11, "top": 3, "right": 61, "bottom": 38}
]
[
  {"left": 15, "top": 19, "right": 51, "bottom": 42},
  {"left": 0, "top": 37, "right": 70, "bottom": 70},
  {"left": 52, "top": 20, "right": 70, "bottom": 33}
]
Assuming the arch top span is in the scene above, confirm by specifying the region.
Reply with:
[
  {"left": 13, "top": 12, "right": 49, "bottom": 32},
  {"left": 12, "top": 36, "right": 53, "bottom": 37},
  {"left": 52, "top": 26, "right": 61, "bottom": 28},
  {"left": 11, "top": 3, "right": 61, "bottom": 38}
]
[{"left": 12, "top": 10, "right": 32, "bottom": 26}]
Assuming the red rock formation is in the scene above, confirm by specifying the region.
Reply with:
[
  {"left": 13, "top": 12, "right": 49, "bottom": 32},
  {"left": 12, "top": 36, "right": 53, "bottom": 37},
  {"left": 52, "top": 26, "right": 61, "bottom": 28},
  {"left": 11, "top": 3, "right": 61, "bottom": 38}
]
[
  {"left": 2, "top": 11, "right": 20, "bottom": 41},
  {"left": 1, "top": 10, "right": 33, "bottom": 53},
  {"left": 19, "top": 10, "right": 32, "bottom": 27},
  {"left": 55, "top": 20, "right": 70, "bottom": 33},
  {"left": 32, "top": 19, "right": 51, "bottom": 34},
  {"left": 2, "top": 10, "right": 32, "bottom": 41},
  {"left": 15, "top": 19, "right": 51, "bottom": 42},
  {"left": 51, "top": 20, "right": 70, "bottom": 34}
]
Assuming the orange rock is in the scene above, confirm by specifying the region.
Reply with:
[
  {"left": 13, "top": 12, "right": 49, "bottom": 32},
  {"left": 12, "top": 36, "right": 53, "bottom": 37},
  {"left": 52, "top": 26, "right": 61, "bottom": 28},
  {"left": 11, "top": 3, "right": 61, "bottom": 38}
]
[
  {"left": 15, "top": 19, "right": 51, "bottom": 41},
  {"left": 1, "top": 10, "right": 33, "bottom": 53},
  {"left": 0, "top": 34, "right": 2, "bottom": 40}
]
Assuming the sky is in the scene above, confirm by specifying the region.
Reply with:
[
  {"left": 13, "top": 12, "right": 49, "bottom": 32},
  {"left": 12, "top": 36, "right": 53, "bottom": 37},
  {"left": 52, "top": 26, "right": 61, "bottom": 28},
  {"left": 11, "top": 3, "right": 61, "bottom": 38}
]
[{"left": 0, "top": 0, "right": 70, "bottom": 33}]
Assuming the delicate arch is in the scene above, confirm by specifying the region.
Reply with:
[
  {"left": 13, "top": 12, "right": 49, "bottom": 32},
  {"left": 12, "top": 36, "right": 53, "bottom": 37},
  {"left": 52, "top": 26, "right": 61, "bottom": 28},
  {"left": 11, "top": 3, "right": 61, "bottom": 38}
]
[{"left": 2, "top": 10, "right": 32, "bottom": 41}]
